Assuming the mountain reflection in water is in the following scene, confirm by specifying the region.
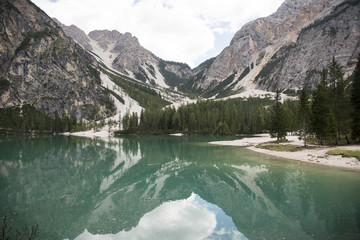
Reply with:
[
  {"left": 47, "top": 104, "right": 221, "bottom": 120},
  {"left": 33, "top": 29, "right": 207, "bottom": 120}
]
[
  {"left": 75, "top": 193, "right": 247, "bottom": 240},
  {"left": 0, "top": 135, "right": 359, "bottom": 240}
]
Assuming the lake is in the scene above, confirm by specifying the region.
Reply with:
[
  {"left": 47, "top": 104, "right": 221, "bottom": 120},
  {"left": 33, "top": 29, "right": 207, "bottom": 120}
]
[{"left": 0, "top": 135, "right": 359, "bottom": 240}]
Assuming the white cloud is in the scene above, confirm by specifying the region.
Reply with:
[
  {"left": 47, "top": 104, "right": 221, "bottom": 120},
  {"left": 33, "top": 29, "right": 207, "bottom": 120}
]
[
  {"left": 75, "top": 193, "right": 217, "bottom": 240},
  {"left": 74, "top": 193, "right": 248, "bottom": 240},
  {"left": 32, "top": 0, "right": 284, "bottom": 67}
]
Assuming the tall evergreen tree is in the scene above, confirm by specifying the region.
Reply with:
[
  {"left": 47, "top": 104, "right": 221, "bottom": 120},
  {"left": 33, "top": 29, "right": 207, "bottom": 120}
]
[
  {"left": 351, "top": 55, "right": 360, "bottom": 142},
  {"left": 297, "top": 89, "right": 310, "bottom": 147},
  {"left": 122, "top": 112, "right": 130, "bottom": 131},
  {"left": 269, "top": 90, "right": 287, "bottom": 142},
  {"left": 130, "top": 112, "right": 138, "bottom": 130},
  {"left": 255, "top": 107, "right": 265, "bottom": 133},
  {"left": 325, "top": 110, "right": 338, "bottom": 145},
  {"left": 311, "top": 70, "right": 329, "bottom": 145},
  {"left": 327, "top": 57, "right": 350, "bottom": 144}
]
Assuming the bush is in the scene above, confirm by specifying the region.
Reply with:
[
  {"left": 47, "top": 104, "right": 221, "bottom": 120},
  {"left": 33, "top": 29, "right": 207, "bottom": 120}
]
[{"left": 326, "top": 149, "right": 360, "bottom": 160}]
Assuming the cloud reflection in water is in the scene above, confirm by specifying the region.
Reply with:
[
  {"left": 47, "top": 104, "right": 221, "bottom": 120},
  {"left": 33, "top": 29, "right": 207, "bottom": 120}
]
[{"left": 75, "top": 193, "right": 248, "bottom": 240}]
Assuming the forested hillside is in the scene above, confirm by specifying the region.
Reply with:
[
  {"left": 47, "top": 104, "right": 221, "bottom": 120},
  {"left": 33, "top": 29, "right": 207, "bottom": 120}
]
[{"left": 118, "top": 56, "right": 360, "bottom": 145}]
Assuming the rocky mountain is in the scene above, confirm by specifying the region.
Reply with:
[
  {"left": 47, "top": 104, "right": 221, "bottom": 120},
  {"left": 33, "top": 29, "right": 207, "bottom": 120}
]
[
  {"left": 190, "top": 0, "right": 360, "bottom": 96},
  {"left": 0, "top": 0, "right": 116, "bottom": 120},
  {"left": 55, "top": 0, "right": 359, "bottom": 99},
  {"left": 255, "top": 0, "right": 360, "bottom": 91},
  {"left": 57, "top": 24, "right": 193, "bottom": 88},
  {"left": 1, "top": 0, "right": 359, "bottom": 126}
]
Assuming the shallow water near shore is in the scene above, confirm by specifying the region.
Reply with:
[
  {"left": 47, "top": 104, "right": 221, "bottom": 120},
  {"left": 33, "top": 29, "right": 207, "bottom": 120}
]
[{"left": 0, "top": 135, "right": 359, "bottom": 239}]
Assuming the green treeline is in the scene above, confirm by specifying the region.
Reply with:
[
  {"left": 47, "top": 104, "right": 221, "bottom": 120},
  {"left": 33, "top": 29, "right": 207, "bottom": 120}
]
[
  {"left": 1, "top": 56, "right": 359, "bottom": 143},
  {"left": 118, "top": 97, "right": 299, "bottom": 135},
  {"left": 119, "top": 56, "right": 360, "bottom": 146},
  {"left": 0, "top": 105, "right": 88, "bottom": 134}
]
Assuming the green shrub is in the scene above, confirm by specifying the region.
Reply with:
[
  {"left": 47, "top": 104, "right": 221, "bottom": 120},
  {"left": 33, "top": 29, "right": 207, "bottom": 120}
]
[
  {"left": 326, "top": 149, "right": 360, "bottom": 160},
  {"left": 15, "top": 28, "right": 58, "bottom": 54},
  {"left": 0, "top": 78, "right": 10, "bottom": 92}
]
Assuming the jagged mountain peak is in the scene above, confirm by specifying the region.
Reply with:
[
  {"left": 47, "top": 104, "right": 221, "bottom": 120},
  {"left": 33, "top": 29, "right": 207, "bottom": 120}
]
[
  {"left": 88, "top": 30, "right": 140, "bottom": 51},
  {"left": 56, "top": 21, "right": 193, "bottom": 88},
  {"left": 230, "top": 0, "right": 343, "bottom": 55}
]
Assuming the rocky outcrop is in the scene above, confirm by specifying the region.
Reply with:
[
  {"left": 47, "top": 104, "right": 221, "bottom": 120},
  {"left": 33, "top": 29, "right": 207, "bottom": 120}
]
[
  {"left": 194, "top": 0, "right": 358, "bottom": 95},
  {"left": 90, "top": 30, "right": 158, "bottom": 77},
  {"left": 0, "top": 0, "right": 114, "bottom": 119},
  {"left": 255, "top": 0, "right": 360, "bottom": 91}
]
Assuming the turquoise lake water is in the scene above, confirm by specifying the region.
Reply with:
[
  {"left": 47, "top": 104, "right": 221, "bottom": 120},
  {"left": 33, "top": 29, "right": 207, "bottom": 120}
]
[{"left": 0, "top": 135, "right": 359, "bottom": 239}]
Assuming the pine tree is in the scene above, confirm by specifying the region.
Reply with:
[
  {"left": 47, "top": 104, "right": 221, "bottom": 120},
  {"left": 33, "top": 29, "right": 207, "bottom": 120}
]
[
  {"left": 130, "top": 112, "right": 138, "bottom": 130},
  {"left": 351, "top": 55, "right": 360, "bottom": 142},
  {"left": 172, "top": 111, "right": 181, "bottom": 131},
  {"left": 328, "top": 57, "right": 350, "bottom": 144},
  {"left": 297, "top": 89, "right": 310, "bottom": 147},
  {"left": 255, "top": 107, "right": 265, "bottom": 133},
  {"left": 311, "top": 70, "right": 329, "bottom": 145},
  {"left": 325, "top": 110, "right": 338, "bottom": 145},
  {"left": 269, "top": 90, "right": 287, "bottom": 142},
  {"left": 122, "top": 112, "right": 130, "bottom": 131}
]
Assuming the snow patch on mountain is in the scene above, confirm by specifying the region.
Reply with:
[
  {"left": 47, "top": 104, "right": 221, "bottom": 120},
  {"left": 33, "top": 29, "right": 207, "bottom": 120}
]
[{"left": 100, "top": 72, "right": 142, "bottom": 117}]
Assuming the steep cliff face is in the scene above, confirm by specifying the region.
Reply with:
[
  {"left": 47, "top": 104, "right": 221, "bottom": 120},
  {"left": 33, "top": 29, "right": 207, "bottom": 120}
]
[
  {"left": 0, "top": 0, "right": 114, "bottom": 120},
  {"left": 255, "top": 0, "right": 360, "bottom": 91},
  {"left": 193, "top": 0, "right": 357, "bottom": 96}
]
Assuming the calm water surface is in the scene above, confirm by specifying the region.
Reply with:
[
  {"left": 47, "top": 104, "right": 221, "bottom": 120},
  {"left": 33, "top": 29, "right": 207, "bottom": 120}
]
[{"left": 0, "top": 135, "right": 359, "bottom": 240}]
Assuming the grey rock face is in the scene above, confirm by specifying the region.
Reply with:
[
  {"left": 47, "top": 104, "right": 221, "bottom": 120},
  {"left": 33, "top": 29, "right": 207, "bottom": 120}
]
[
  {"left": 0, "top": 0, "right": 112, "bottom": 119},
  {"left": 164, "top": 63, "right": 193, "bottom": 80},
  {"left": 53, "top": 18, "right": 93, "bottom": 51},
  {"left": 89, "top": 29, "right": 125, "bottom": 51},
  {"left": 255, "top": 1, "right": 360, "bottom": 91},
  {"left": 196, "top": 0, "right": 353, "bottom": 92}
]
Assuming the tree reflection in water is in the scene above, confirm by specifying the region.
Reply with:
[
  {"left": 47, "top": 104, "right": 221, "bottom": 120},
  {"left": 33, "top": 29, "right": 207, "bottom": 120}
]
[{"left": 0, "top": 135, "right": 359, "bottom": 240}]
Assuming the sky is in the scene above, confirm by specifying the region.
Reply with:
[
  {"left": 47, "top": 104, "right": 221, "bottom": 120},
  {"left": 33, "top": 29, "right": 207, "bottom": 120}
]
[{"left": 32, "top": 0, "right": 284, "bottom": 68}]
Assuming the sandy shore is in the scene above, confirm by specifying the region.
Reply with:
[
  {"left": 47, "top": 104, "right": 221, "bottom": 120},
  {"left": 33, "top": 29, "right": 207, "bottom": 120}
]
[{"left": 210, "top": 134, "right": 360, "bottom": 171}]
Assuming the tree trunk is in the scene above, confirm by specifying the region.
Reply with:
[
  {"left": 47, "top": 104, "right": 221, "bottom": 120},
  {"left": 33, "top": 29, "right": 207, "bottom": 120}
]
[{"left": 345, "top": 134, "right": 350, "bottom": 145}]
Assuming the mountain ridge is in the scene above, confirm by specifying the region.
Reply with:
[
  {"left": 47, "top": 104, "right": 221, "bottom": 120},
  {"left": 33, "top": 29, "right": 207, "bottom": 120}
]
[
  {"left": 56, "top": 22, "right": 193, "bottom": 88},
  {"left": 54, "top": 0, "right": 359, "bottom": 98},
  {"left": 189, "top": 0, "right": 359, "bottom": 97}
]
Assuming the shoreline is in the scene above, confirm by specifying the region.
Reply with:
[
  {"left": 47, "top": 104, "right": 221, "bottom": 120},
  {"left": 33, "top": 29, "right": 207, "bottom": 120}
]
[
  {"left": 210, "top": 134, "right": 360, "bottom": 172},
  {"left": 62, "top": 130, "right": 360, "bottom": 171},
  {"left": 62, "top": 128, "right": 115, "bottom": 141}
]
